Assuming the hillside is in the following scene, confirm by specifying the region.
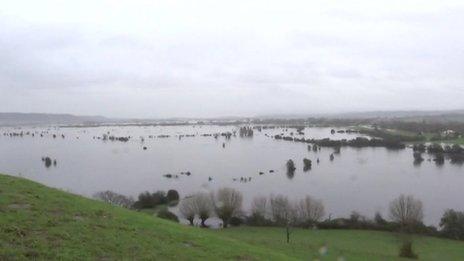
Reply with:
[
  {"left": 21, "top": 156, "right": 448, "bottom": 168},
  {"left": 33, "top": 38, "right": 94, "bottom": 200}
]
[
  {"left": 0, "top": 113, "right": 109, "bottom": 126},
  {"left": 2, "top": 174, "right": 464, "bottom": 260}
]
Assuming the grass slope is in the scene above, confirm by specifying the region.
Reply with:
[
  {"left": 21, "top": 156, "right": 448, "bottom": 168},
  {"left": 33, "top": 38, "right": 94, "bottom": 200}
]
[
  {"left": 0, "top": 174, "right": 286, "bottom": 260},
  {"left": 2, "top": 174, "right": 464, "bottom": 260}
]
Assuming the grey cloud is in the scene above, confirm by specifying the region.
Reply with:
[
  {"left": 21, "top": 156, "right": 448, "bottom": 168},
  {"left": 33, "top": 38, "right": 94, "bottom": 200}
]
[{"left": 1, "top": 1, "right": 464, "bottom": 118}]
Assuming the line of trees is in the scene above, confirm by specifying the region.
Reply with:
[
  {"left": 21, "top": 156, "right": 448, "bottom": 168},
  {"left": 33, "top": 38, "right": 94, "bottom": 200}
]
[
  {"left": 95, "top": 187, "right": 464, "bottom": 250},
  {"left": 413, "top": 143, "right": 464, "bottom": 165},
  {"left": 179, "top": 189, "right": 244, "bottom": 228},
  {"left": 274, "top": 135, "right": 406, "bottom": 149}
]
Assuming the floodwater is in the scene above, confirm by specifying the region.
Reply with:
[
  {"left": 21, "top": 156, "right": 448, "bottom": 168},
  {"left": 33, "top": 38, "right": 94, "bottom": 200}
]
[{"left": 0, "top": 125, "right": 462, "bottom": 225}]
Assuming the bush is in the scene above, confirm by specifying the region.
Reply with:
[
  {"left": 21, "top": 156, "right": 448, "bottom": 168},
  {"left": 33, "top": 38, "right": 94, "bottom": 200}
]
[
  {"left": 246, "top": 214, "right": 274, "bottom": 226},
  {"left": 157, "top": 209, "right": 179, "bottom": 223},
  {"left": 229, "top": 216, "right": 243, "bottom": 226},
  {"left": 166, "top": 189, "right": 180, "bottom": 206},
  {"left": 94, "top": 191, "right": 134, "bottom": 208},
  {"left": 440, "top": 209, "right": 464, "bottom": 240},
  {"left": 133, "top": 191, "right": 167, "bottom": 209}
]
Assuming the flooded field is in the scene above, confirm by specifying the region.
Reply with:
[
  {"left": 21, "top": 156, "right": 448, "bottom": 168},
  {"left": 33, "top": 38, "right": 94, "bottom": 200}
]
[{"left": 1, "top": 125, "right": 462, "bottom": 225}]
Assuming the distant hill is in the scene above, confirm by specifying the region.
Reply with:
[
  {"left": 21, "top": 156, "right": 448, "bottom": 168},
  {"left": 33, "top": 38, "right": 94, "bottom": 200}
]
[
  {"left": 332, "top": 110, "right": 464, "bottom": 120},
  {"left": 258, "top": 110, "right": 464, "bottom": 122},
  {"left": 0, "top": 113, "right": 109, "bottom": 126}
]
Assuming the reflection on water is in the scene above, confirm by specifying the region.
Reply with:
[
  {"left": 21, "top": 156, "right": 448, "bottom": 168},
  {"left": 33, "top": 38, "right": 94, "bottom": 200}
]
[{"left": 0, "top": 125, "right": 462, "bottom": 225}]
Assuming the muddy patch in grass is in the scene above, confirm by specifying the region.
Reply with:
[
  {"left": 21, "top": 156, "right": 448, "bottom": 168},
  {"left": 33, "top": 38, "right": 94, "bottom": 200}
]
[{"left": 7, "top": 203, "right": 30, "bottom": 210}]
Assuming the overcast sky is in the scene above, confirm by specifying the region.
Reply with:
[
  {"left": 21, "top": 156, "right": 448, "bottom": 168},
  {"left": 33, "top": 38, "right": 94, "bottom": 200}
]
[{"left": 1, "top": 0, "right": 463, "bottom": 118}]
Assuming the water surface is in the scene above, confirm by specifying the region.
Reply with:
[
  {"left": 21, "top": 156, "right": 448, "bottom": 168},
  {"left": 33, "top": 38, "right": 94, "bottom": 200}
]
[{"left": 1, "top": 125, "right": 462, "bottom": 225}]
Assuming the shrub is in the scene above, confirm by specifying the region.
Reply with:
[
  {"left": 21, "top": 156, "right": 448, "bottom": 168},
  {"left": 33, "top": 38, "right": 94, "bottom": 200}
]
[
  {"left": 440, "top": 209, "right": 464, "bottom": 240},
  {"left": 166, "top": 189, "right": 180, "bottom": 206},
  {"left": 94, "top": 191, "right": 134, "bottom": 208},
  {"left": 229, "top": 216, "right": 243, "bottom": 227},
  {"left": 157, "top": 208, "right": 179, "bottom": 223},
  {"left": 133, "top": 191, "right": 167, "bottom": 209}
]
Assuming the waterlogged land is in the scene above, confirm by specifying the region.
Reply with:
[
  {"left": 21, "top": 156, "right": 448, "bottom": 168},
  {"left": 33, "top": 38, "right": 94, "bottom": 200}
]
[{"left": 1, "top": 125, "right": 463, "bottom": 225}]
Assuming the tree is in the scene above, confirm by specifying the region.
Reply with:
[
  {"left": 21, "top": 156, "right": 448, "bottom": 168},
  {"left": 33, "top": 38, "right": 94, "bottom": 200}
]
[
  {"left": 295, "top": 196, "right": 325, "bottom": 227},
  {"left": 303, "top": 158, "right": 312, "bottom": 171},
  {"left": 433, "top": 153, "right": 445, "bottom": 165},
  {"left": 389, "top": 195, "right": 424, "bottom": 229},
  {"left": 440, "top": 209, "right": 464, "bottom": 240},
  {"left": 248, "top": 196, "right": 269, "bottom": 226},
  {"left": 133, "top": 191, "right": 167, "bottom": 209},
  {"left": 166, "top": 189, "right": 180, "bottom": 206},
  {"left": 179, "top": 196, "right": 196, "bottom": 226},
  {"left": 374, "top": 212, "right": 387, "bottom": 225},
  {"left": 251, "top": 197, "right": 267, "bottom": 217},
  {"left": 270, "top": 195, "right": 297, "bottom": 243},
  {"left": 192, "top": 192, "right": 213, "bottom": 227},
  {"left": 286, "top": 160, "right": 296, "bottom": 179},
  {"left": 286, "top": 160, "right": 296, "bottom": 173},
  {"left": 44, "top": 157, "right": 52, "bottom": 168},
  {"left": 389, "top": 195, "right": 423, "bottom": 259},
  {"left": 93, "top": 190, "right": 134, "bottom": 208},
  {"left": 212, "top": 188, "right": 243, "bottom": 228},
  {"left": 413, "top": 152, "right": 424, "bottom": 165}
]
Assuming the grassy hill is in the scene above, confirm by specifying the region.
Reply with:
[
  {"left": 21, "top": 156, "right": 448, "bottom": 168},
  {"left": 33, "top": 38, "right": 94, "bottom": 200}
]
[{"left": 1, "top": 174, "right": 464, "bottom": 260}]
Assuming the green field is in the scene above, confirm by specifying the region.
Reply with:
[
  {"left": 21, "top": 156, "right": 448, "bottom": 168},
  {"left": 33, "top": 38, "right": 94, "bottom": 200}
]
[
  {"left": 357, "top": 126, "right": 464, "bottom": 145},
  {"left": 2, "top": 174, "right": 464, "bottom": 260}
]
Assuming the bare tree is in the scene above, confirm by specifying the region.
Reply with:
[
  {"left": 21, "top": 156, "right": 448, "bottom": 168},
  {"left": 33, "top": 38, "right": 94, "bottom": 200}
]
[
  {"left": 270, "top": 195, "right": 297, "bottom": 243},
  {"left": 389, "top": 195, "right": 423, "bottom": 259},
  {"left": 212, "top": 188, "right": 243, "bottom": 228},
  {"left": 295, "top": 196, "right": 325, "bottom": 227},
  {"left": 93, "top": 190, "right": 134, "bottom": 208},
  {"left": 248, "top": 196, "right": 269, "bottom": 226},
  {"left": 251, "top": 196, "right": 268, "bottom": 218},
  {"left": 389, "top": 194, "right": 424, "bottom": 228},
  {"left": 179, "top": 196, "right": 196, "bottom": 226},
  {"left": 192, "top": 192, "right": 213, "bottom": 227}
]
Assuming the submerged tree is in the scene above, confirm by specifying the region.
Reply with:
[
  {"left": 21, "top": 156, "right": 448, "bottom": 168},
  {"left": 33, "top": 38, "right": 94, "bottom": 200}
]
[
  {"left": 286, "top": 159, "right": 296, "bottom": 173},
  {"left": 433, "top": 153, "right": 445, "bottom": 166},
  {"left": 239, "top": 127, "right": 254, "bottom": 137},
  {"left": 413, "top": 152, "right": 424, "bottom": 166},
  {"left": 286, "top": 159, "right": 296, "bottom": 179},
  {"left": 313, "top": 145, "right": 318, "bottom": 152},
  {"left": 44, "top": 157, "right": 52, "bottom": 168},
  {"left": 303, "top": 158, "right": 312, "bottom": 171}
]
